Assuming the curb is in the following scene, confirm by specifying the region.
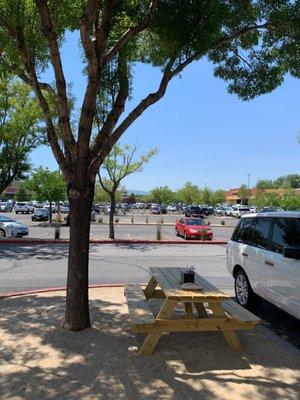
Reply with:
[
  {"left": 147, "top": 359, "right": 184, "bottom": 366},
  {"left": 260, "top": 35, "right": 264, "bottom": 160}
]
[
  {"left": 0, "top": 283, "right": 131, "bottom": 299},
  {"left": 0, "top": 238, "right": 228, "bottom": 246}
]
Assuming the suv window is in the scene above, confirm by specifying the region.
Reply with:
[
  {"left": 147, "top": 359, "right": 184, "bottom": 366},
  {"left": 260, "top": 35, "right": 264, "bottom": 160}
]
[
  {"left": 231, "top": 218, "right": 245, "bottom": 242},
  {"left": 271, "top": 218, "right": 300, "bottom": 254},
  {"left": 252, "top": 218, "right": 272, "bottom": 250},
  {"left": 239, "top": 217, "right": 255, "bottom": 244}
]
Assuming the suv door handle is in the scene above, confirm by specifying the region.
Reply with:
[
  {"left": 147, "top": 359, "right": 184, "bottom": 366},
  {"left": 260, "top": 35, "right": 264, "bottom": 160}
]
[
  {"left": 242, "top": 252, "right": 248, "bottom": 257},
  {"left": 265, "top": 260, "right": 274, "bottom": 266}
]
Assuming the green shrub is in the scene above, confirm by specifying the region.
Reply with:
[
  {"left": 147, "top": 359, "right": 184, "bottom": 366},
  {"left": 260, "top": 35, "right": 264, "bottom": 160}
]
[
  {"left": 131, "top": 216, "right": 134, "bottom": 224},
  {"left": 98, "top": 217, "right": 103, "bottom": 223},
  {"left": 115, "top": 218, "right": 119, "bottom": 223},
  {"left": 146, "top": 216, "right": 149, "bottom": 223},
  {"left": 221, "top": 219, "right": 225, "bottom": 226}
]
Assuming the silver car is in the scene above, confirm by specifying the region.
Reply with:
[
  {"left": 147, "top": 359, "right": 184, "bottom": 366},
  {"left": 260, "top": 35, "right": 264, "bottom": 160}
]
[{"left": 0, "top": 215, "right": 29, "bottom": 238}]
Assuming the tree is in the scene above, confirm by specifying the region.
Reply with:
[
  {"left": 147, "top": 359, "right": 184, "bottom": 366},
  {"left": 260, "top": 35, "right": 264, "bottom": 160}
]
[
  {"left": 98, "top": 144, "right": 157, "bottom": 239},
  {"left": 201, "top": 188, "right": 212, "bottom": 205},
  {"left": 273, "top": 174, "right": 300, "bottom": 189},
  {"left": 237, "top": 185, "right": 250, "bottom": 205},
  {"left": 14, "top": 183, "right": 31, "bottom": 201},
  {"left": 0, "top": 77, "right": 46, "bottom": 194},
  {"left": 177, "top": 182, "right": 201, "bottom": 204},
  {"left": 149, "top": 186, "right": 174, "bottom": 204},
  {"left": 26, "top": 167, "right": 66, "bottom": 221},
  {"left": 0, "top": 1, "right": 298, "bottom": 331},
  {"left": 256, "top": 179, "right": 274, "bottom": 189},
  {"left": 210, "top": 189, "right": 225, "bottom": 206}
]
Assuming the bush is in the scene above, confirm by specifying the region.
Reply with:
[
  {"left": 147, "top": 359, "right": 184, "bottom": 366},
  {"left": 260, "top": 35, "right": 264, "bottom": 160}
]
[
  {"left": 207, "top": 220, "right": 211, "bottom": 226},
  {"left": 54, "top": 213, "right": 63, "bottom": 224},
  {"left": 54, "top": 224, "right": 60, "bottom": 239},
  {"left": 131, "top": 216, "right": 134, "bottom": 224},
  {"left": 156, "top": 224, "right": 162, "bottom": 240},
  {"left": 146, "top": 216, "right": 149, "bottom": 223},
  {"left": 160, "top": 217, "right": 164, "bottom": 224},
  {"left": 98, "top": 217, "right": 103, "bottom": 223},
  {"left": 115, "top": 218, "right": 119, "bottom": 223},
  {"left": 221, "top": 219, "right": 225, "bottom": 226}
]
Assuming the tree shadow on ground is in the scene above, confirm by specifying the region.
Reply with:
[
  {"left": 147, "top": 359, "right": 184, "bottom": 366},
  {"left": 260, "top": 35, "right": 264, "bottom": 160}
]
[
  {"left": 0, "top": 244, "right": 104, "bottom": 262},
  {"left": 0, "top": 291, "right": 299, "bottom": 400}
]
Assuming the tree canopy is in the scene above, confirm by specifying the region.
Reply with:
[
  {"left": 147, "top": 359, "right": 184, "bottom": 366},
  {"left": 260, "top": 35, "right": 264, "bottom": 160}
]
[
  {"left": 0, "top": 77, "right": 46, "bottom": 194},
  {"left": 26, "top": 167, "right": 67, "bottom": 203}
]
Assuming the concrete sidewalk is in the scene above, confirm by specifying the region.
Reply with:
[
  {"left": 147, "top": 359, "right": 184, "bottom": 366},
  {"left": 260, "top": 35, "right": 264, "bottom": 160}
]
[{"left": 0, "top": 287, "right": 299, "bottom": 400}]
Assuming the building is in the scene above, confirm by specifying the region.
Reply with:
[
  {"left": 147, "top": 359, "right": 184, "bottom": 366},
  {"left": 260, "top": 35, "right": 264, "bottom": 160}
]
[
  {"left": 1, "top": 182, "right": 20, "bottom": 200},
  {"left": 225, "top": 187, "right": 300, "bottom": 204}
]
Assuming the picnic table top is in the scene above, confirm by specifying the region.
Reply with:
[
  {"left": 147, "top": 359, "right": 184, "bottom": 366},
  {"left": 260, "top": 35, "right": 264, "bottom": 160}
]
[{"left": 149, "top": 267, "right": 229, "bottom": 302}]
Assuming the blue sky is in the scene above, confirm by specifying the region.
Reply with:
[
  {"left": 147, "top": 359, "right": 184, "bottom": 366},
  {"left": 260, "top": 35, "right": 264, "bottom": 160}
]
[{"left": 31, "top": 32, "right": 300, "bottom": 191}]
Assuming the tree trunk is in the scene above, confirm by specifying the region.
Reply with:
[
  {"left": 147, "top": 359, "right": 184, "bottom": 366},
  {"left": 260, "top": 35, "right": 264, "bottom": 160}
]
[
  {"left": 64, "top": 180, "right": 95, "bottom": 331},
  {"left": 109, "top": 191, "right": 116, "bottom": 239}
]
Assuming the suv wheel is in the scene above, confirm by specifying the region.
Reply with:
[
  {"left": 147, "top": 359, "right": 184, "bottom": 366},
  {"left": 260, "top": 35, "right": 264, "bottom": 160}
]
[
  {"left": 0, "top": 229, "right": 6, "bottom": 238},
  {"left": 234, "top": 270, "right": 256, "bottom": 308}
]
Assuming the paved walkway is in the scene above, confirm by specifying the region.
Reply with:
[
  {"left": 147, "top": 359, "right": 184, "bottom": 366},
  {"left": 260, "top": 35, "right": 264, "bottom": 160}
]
[{"left": 0, "top": 287, "right": 299, "bottom": 400}]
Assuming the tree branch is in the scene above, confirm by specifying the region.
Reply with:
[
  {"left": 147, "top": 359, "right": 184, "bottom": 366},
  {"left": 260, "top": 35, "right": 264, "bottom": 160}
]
[
  {"left": 35, "top": 0, "right": 75, "bottom": 152},
  {"left": 103, "top": 0, "right": 158, "bottom": 64},
  {"left": 77, "top": 1, "right": 117, "bottom": 155},
  {"left": 89, "top": 48, "right": 129, "bottom": 161}
]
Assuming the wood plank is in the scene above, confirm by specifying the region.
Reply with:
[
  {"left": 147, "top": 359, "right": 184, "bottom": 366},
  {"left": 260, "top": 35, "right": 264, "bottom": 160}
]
[
  {"left": 124, "top": 284, "right": 155, "bottom": 325},
  {"left": 222, "top": 299, "right": 261, "bottom": 323},
  {"left": 210, "top": 303, "right": 243, "bottom": 351},
  {"left": 143, "top": 276, "right": 157, "bottom": 299},
  {"left": 139, "top": 299, "right": 176, "bottom": 356},
  {"left": 132, "top": 318, "right": 254, "bottom": 333},
  {"left": 194, "top": 303, "right": 208, "bottom": 317}
]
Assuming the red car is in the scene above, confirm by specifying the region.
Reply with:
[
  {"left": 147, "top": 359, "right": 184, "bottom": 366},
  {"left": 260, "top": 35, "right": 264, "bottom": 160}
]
[{"left": 175, "top": 217, "right": 213, "bottom": 240}]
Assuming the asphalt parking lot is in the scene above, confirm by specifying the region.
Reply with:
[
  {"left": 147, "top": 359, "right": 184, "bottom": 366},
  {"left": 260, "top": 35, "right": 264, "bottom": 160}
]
[{"left": 1, "top": 211, "right": 236, "bottom": 241}]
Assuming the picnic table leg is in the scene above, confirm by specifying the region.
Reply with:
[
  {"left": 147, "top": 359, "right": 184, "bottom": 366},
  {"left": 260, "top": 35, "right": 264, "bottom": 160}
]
[
  {"left": 209, "top": 303, "right": 243, "bottom": 352},
  {"left": 143, "top": 276, "right": 157, "bottom": 299},
  {"left": 139, "top": 299, "right": 176, "bottom": 356},
  {"left": 184, "top": 303, "right": 194, "bottom": 318}
]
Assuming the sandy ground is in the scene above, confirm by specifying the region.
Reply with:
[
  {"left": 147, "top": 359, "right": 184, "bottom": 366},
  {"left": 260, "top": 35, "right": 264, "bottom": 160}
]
[{"left": 0, "top": 287, "right": 299, "bottom": 400}]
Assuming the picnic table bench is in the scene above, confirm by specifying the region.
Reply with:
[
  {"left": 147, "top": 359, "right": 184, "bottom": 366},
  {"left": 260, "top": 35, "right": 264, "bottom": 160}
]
[{"left": 124, "top": 267, "right": 260, "bottom": 355}]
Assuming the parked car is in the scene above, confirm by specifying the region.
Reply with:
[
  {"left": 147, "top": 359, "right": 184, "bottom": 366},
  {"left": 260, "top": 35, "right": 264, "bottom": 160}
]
[
  {"left": 224, "top": 207, "right": 234, "bottom": 216},
  {"left": 0, "top": 202, "right": 13, "bottom": 212},
  {"left": 249, "top": 206, "right": 257, "bottom": 213},
  {"left": 160, "top": 205, "right": 167, "bottom": 214},
  {"left": 226, "top": 212, "right": 300, "bottom": 319},
  {"left": 233, "top": 206, "right": 251, "bottom": 218},
  {"left": 167, "top": 205, "right": 177, "bottom": 212},
  {"left": 184, "top": 206, "right": 205, "bottom": 218},
  {"left": 215, "top": 206, "right": 225, "bottom": 215},
  {"left": 175, "top": 217, "right": 213, "bottom": 240},
  {"left": 31, "top": 208, "right": 49, "bottom": 221},
  {"left": 260, "top": 207, "right": 277, "bottom": 213},
  {"left": 0, "top": 215, "right": 29, "bottom": 238},
  {"left": 151, "top": 206, "right": 162, "bottom": 215},
  {"left": 15, "top": 202, "right": 34, "bottom": 214}
]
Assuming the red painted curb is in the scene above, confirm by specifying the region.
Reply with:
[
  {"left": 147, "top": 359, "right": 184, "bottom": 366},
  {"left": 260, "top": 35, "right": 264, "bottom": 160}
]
[
  {"left": 0, "top": 283, "right": 136, "bottom": 299},
  {"left": 0, "top": 238, "right": 228, "bottom": 246}
]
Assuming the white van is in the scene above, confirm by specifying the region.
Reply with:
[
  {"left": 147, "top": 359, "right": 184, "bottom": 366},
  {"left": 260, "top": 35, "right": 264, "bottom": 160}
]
[
  {"left": 15, "top": 202, "right": 34, "bottom": 214},
  {"left": 227, "top": 212, "right": 300, "bottom": 320}
]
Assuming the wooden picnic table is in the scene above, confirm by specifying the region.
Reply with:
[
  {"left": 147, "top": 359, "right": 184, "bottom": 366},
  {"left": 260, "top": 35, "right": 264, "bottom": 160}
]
[{"left": 124, "top": 267, "right": 260, "bottom": 356}]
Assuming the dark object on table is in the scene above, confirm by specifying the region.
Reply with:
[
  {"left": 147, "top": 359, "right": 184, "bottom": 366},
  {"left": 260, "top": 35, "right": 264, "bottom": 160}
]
[{"left": 181, "top": 268, "right": 195, "bottom": 284}]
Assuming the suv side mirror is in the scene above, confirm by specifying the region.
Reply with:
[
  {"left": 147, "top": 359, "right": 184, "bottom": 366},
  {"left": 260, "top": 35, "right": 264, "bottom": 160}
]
[{"left": 283, "top": 247, "right": 300, "bottom": 259}]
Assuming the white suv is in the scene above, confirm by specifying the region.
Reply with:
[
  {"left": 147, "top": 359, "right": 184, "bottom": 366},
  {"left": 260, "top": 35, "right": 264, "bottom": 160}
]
[
  {"left": 227, "top": 212, "right": 300, "bottom": 320},
  {"left": 15, "top": 202, "right": 34, "bottom": 214}
]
